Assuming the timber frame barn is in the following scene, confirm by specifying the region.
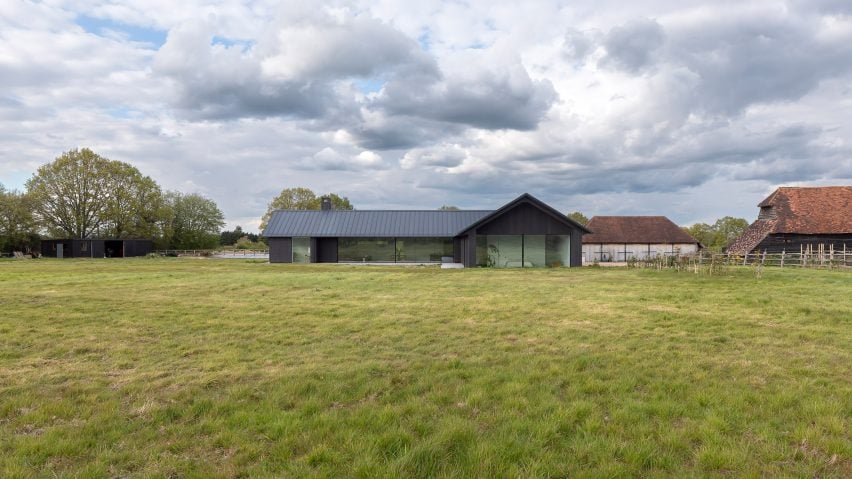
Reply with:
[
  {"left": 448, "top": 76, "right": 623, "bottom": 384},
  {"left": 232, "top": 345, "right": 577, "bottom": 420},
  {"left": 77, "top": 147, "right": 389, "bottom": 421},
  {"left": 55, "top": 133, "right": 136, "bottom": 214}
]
[{"left": 726, "top": 186, "right": 852, "bottom": 255}]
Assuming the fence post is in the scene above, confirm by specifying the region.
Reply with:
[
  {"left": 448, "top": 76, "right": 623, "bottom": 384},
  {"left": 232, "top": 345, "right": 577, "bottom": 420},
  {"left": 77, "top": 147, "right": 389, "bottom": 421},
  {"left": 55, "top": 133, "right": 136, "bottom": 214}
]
[{"left": 780, "top": 250, "right": 785, "bottom": 268}]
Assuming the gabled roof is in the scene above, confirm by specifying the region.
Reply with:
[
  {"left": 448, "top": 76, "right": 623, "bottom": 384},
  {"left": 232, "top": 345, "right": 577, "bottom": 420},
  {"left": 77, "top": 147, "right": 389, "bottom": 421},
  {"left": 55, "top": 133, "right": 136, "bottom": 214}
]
[
  {"left": 263, "top": 210, "right": 493, "bottom": 237},
  {"left": 263, "top": 193, "right": 588, "bottom": 238},
  {"left": 727, "top": 186, "right": 852, "bottom": 254},
  {"left": 457, "top": 193, "right": 592, "bottom": 235},
  {"left": 583, "top": 216, "right": 699, "bottom": 244}
]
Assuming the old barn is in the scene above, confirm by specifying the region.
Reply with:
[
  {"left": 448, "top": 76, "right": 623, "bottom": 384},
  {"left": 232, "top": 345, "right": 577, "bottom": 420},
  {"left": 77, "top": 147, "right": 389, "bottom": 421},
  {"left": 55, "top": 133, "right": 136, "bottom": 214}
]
[
  {"left": 581, "top": 216, "right": 701, "bottom": 263},
  {"left": 726, "top": 186, "right": 852, "bottom": 255}
]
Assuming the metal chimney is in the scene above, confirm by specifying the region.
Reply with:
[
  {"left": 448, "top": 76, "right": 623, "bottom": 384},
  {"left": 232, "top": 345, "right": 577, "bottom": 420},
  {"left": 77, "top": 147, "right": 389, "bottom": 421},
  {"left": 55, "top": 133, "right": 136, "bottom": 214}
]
[{"left": 321, "top": 196, "right": 332, "bottom": 211}]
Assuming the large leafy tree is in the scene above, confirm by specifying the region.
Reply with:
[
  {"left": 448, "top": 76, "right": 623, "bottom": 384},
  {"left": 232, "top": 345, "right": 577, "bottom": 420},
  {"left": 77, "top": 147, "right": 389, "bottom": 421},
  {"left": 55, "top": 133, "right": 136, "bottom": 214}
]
[
  {"left": 163, "top": 192, "right": 225, "bottom": 250},
  {"left": 0, "top": 185, "right": 41, "bottom": 253},
  {"left": 259, "top": 187, "right": 353, "bottom": 232},
  {"left": 25, "top": 148, "right": 166, "bottom": 239},
  {"left": 683, "top": 216, "right": 750, "bottom": 251}
]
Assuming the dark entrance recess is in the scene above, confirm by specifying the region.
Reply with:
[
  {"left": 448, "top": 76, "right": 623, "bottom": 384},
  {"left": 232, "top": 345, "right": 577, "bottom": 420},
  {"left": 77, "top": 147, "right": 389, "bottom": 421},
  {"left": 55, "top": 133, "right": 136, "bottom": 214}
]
[
  {"left": 104, "top": 240, "right": 124, "bottom": 258},
  {"left": 317, "top": 238, "right": 338, "bottom": 263}
]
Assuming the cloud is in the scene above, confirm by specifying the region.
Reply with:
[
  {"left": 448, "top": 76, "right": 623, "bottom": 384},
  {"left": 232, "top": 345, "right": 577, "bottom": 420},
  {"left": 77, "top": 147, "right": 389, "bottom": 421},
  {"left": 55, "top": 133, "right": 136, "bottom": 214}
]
[
  {"left": 663, "top": 9, "right": 852, "bottom": 115},
  {"left": 303, "top": 147, "right": 386, "bottom": 171},
  {"left": 563, "top": 28, "right": 594, "bottom": 63},
  {"left": 600, "top": 18, "right": 665, "bottom": 73},
  {"left": 373, "top": 45, "right": 558, "bottom": 131}
]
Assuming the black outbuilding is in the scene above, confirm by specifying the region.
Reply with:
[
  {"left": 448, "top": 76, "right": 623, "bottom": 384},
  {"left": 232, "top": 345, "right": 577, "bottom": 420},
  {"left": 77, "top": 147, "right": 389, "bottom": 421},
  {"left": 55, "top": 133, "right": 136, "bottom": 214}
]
[
  {"left": 41, "top": 239, "right": 153, "bottom": 258},
  {"left": 263, "top": 193, "right": 590, "bottom": 267}
]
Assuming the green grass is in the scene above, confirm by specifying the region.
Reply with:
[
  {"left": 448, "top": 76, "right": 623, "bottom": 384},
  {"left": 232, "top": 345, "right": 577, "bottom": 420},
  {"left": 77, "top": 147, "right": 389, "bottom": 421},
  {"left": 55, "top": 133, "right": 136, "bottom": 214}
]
[{"left": 0, "top": 259, "right": 849, "bottom": 478}]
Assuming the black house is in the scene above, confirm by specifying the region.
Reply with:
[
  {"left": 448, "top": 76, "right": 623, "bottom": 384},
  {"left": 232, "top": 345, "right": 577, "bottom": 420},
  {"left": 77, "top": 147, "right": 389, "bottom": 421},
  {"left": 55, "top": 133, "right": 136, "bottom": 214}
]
[
  {"left": 41, "top": 239, "right": 153, "bottom": 258},
  {"left": 262, "top": 193, "right": 590, "bottom": 267}
]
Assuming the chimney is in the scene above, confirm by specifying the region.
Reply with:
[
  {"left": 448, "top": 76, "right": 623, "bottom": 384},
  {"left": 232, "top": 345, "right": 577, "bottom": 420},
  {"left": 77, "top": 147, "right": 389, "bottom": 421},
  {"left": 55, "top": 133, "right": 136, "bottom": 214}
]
[{"left": 321, "top": 196, "right": 332, "bottom": 211}]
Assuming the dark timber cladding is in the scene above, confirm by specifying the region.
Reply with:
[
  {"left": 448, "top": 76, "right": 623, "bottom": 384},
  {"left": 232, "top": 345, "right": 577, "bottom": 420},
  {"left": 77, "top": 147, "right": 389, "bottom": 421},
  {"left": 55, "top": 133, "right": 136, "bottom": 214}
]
[
  {"left": 262, "top": 193, "right": 590, "bottom": 267},
  {"left": 40, "top": 239, "right": 153, "bottom": 258},
  {"left": 455, "top": 194, "right": 589, "bottom": 267}
]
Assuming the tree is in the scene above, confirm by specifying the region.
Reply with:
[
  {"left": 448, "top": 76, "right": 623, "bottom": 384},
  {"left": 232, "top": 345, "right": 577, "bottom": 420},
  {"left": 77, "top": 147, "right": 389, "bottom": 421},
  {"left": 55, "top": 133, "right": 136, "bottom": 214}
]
[
  {"left": 259, "top": 187, "right": 354, "bottom": 232},
  {"left": 713, "top": 216, "right": 749, "bottom": 247},
  {"left": 567, "top": 211, "right": 589, "bottom": 225},
  {"left": 438, "top": 205, "right": 460, "bottom": 211},
  {"left": 683, "top": 216, "right": 750, "bottom": 251},
  {"left": 221, "top": 226, "right": 261, "bottom": 246},
  {"left": 25, "top": 148, "right": 166, "bottom": 239},
  {"left": 683, "top": 223, "right": 715, "bottom": 249},
  {"left": 162, "top": 192, "right": 225, "bottom": 250},
  {"left": 101, "top": 161, "right": 169, "bottom": 239},
  {"left": 220, "top": 226, "right": 245, "bottom": 246},
  {"left": 0, "top": 185, "right": 40, "bottom": 254}
]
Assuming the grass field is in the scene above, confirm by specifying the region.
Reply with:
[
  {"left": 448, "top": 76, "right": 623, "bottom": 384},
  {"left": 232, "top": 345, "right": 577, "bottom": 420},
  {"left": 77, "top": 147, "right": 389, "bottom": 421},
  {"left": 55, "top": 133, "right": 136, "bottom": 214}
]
[{"left": 0, "top": 259, "right": 850, "bottom": 478}]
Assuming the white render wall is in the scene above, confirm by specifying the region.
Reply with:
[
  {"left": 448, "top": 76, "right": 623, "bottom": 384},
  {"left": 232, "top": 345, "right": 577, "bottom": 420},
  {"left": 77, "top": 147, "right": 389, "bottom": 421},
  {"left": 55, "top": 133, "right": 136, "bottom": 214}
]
[{"left": 582, "top": 243, "right": 699, "bottom": 263}]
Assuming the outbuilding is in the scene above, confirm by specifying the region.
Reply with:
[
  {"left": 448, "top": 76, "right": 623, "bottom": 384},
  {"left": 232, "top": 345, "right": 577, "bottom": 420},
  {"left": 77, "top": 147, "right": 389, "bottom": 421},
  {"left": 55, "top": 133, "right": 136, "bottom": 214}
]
[
  {"left": 581, "top": 216, "right": 701, "bottom": 263},
  {"left": 726, "top": 186, "right": 852, "bottom": 254},
  {"left": 41, "top": 239, "right": 153, "bottom": 258},
  {"left": 263, "top": 193, "right": 590, "bottom": 267}
]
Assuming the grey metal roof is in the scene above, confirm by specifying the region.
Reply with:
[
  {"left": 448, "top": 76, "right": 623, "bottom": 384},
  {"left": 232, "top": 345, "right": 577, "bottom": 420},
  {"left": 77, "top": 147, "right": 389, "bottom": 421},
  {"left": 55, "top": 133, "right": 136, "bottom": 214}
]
[{"left": 263, "top": 210, "right": 494, "bottom": 237}]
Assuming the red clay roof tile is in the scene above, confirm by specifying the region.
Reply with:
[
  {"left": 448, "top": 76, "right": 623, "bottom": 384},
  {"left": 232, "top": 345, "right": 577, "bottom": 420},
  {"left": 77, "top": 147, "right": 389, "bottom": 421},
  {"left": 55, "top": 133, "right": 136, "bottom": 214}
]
[{"left": 583, "top": 216, "right": 699, "bottom": 244}]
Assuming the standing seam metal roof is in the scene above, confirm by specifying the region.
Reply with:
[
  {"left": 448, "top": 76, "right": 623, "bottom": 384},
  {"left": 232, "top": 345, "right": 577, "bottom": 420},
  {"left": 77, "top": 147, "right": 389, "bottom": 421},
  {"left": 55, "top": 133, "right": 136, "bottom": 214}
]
[{"left": 263, "top": 210, "right": 494, "bottom": 237}]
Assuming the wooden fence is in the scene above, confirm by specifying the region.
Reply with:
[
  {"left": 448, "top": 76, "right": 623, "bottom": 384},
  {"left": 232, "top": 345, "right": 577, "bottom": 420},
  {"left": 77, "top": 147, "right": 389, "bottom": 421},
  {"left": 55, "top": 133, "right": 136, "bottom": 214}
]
[
  {"left": 627, "top": 244, "right": 851, "bottom": 272},
  {"left": 155, "top": 249, "right": 269, "bottom": 257}
]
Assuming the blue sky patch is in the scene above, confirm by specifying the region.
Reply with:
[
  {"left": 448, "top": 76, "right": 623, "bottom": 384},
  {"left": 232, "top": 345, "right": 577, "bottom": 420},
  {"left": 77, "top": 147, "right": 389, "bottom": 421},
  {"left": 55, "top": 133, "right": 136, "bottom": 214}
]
[
  {"left": 76, "top": 15, "right": 166, "bottom": 48},
  {"left": 354, "top": 78, "right": 385, "bottom": 94},
  {"left": 418, "top": 29, "right": 431, "bottom": 51}
]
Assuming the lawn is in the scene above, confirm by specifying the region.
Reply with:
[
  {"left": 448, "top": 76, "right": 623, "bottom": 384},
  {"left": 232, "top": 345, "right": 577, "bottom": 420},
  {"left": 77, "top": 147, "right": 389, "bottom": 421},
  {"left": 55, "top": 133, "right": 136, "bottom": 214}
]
[{"left": 0, "top": 259, "right": 849, "bottom": 478}]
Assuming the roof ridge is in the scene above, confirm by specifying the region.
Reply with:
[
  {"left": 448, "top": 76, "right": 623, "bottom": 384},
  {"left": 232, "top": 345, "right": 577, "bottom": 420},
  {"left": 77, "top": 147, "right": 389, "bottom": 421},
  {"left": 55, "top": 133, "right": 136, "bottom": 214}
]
[{"left": 270, "top": 209, "right": 496, "bottom": 213}]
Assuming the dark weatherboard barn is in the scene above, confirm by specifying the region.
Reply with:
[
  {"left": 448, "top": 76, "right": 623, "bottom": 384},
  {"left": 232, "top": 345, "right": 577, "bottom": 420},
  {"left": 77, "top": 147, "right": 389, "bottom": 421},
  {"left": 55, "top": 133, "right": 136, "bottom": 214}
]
[
  {"left": 727, "top": 186, "right": 852, "bottom": 254},
  {"left": 41, "top": 239, "right": 153, "bottom": 258},
  {"left": 263, "top": 193, "right": 590, "bottom": 267}
]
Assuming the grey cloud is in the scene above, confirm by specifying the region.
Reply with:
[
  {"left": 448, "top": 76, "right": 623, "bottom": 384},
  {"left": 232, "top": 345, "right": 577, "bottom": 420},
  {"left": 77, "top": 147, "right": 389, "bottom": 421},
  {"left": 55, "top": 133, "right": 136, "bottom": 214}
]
[
  {"left": 351, "top": 117, "right": 463, "bottom": 151},
  {"left": 789, "top": 0, "right": 852, "bottom": 15},
  {"left": 374, "top": 64, "right": 557, "bottom": 131},
  {"left": 600, "top": 18, "right": 665, "bottom": 73},
  {"left": 668, "top": 15, "right": 852, "bottom": 115},
  {"left": 255, "top": 16, "right": 438, "bottom": 81},
  {"left": 563, "top": 28, "right": 594, "bottom": 62},
  {"left": 153, "top": 15, "right": 436, "bottom": 121}
]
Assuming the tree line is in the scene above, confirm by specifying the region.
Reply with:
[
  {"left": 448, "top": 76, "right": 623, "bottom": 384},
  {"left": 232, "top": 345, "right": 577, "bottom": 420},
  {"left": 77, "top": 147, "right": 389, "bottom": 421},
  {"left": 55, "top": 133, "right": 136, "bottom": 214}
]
[
  {"left": 1, "top": 148, "right": 226, "bottom": 253},
  {"left": 1, "top": 149, "right": 359, "bottom": 255}
]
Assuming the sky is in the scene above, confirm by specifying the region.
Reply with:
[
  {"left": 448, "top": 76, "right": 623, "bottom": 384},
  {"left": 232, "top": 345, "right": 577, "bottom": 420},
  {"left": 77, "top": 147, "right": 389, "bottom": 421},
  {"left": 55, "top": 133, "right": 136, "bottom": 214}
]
[{"left": 1, "top": 0, "right": 851, "bottom": 233}]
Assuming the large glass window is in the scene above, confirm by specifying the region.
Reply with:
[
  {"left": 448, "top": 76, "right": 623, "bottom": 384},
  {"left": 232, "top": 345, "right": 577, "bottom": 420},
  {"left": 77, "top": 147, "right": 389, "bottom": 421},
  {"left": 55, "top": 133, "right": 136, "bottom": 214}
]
[
  {"left": 395, "top": 238, "right": 453, "bottom": 262},
  {"left": 524, "top": 235, "right": 546, "bottom": 267},
  {"left": 483, "top": 235, "right": 524, "bottom": 268},
  {"left": 292, "top": 237, "right": 311, "bottom": 263},
  {"left": 545, "top": 235, "right": 570, "bottom": 267},
  {"left": 477, "top": 234, "right": 570, "bottom": 267},
  {"left": 338, "top": 238, "right": 396, "bottom": 262}
]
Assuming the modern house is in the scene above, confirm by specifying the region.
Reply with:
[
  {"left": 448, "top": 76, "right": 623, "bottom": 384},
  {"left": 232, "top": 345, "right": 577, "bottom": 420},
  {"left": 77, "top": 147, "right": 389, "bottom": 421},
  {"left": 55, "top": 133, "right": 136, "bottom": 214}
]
[
  {"left": 41, "top": 239, "right": 153, "bottom": 258},
  {"left": 263, "top": 193, "right": 590, "bottom": 267},
  {"left": 581, "top": 216, "right": 701, "bottom": 262},
  {"left": 726, "top": 186, "right": 852, "bottom": 254}
]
